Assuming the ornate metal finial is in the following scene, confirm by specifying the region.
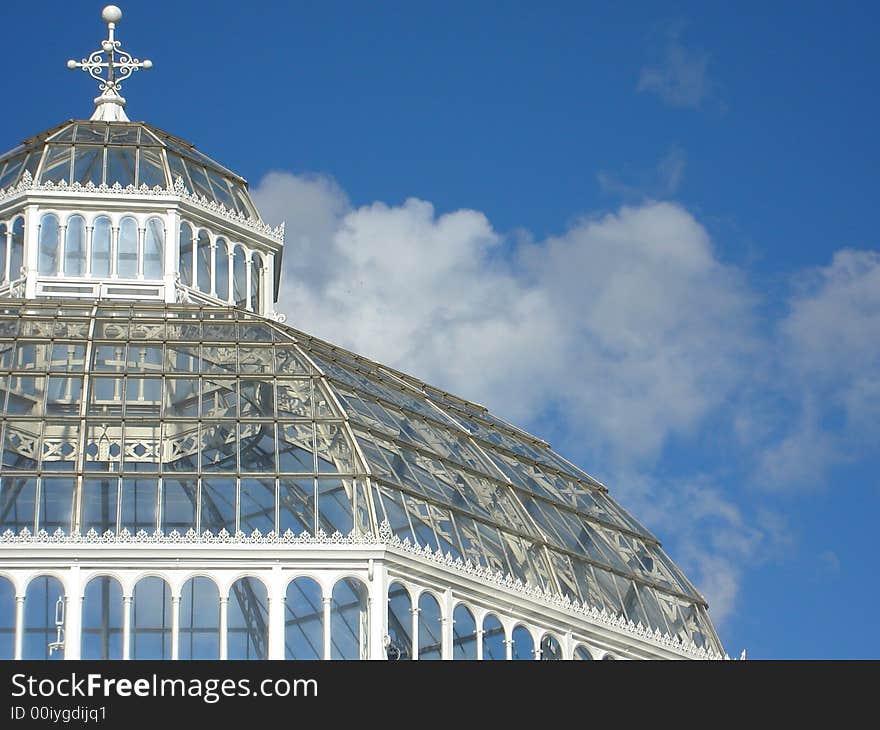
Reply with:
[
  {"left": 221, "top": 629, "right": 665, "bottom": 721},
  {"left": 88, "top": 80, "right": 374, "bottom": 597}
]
[{"left": 66, "top": 6, "right": 153, "bottom": 122}]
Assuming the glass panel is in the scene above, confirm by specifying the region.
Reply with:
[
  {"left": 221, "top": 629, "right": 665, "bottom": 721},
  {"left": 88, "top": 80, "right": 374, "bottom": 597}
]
[
  {"left": 40, "top": 145, "right": 72, "bottom": 184},
  {"left": 511, "top": 625, "right": 533, "bottom": 660},
  {"left": 201, "top": 378, "right": 237, "bottom": 417},
  {"left": 38, "top": 478, "right": 74, "bottom": 534},
  {"left": 285, "top": 577, "right": 323, "bottom": 660},
  {"left": 178, "top": 223, "right": 193, "bottom": 286},
  {"left": 574, "top": 644, "right": 593, "bottom": 660},
  {"left": 0, "top": 476, "right": 37, "bottom": 532},
  {"left": 81, "top": 478, "right": 119, "bottom": 533},
  {"left": 38, "top": 214, "right": 59, "bottom": 274},
  {"left": 481, "top": 615, "right": 505, "bottom": 660},
  {"left": 46, "top": 375, "right": 82, "bottom": 415},
  {"left": 10, "top": 218, "right": 24, "bottom": 280},
  {"left": 91, "top": 216, "right": 112, "bottom": 276},
  {"left": 161, "top": 478, "right": 197, "bottom": 533},
  {"left": 166, "top": 152, "right": 192, "bottom": 191},
  {"left": 452, "top": 604, "right": 477, "bottom": 660},
  {"left": 239, "top": 379, "right": 274, "bottom": 417},
  {"left": 82, "top": 577, "right": 123, "bottom": 660},
  {"left": 317, "top": 477, "right": 354, "bottom": 535},
  {"left": 63, "top": 216, "right": 87, "bottom": 276},
  {"left": 132, "top": 577, "right": 171, "bottom": 659},
  {"left": 200, "top": 478, "right": 235, "bottom": 534},
  {"left": 386, "top": 583, "right": 412, "bottom": 660},
  {"left": 207, "top": 169, "right": 236, "bottom": 209},
  {"left": 138, "top": 147, "right": 167, "bottom": 188},
  {"left": 232, "top": 246, "right": 247, "bottom": 307},
  {"left": 278, "top": 423, "right": 314, "bottom": 473},
  {"left": 279, "top": 478, "right": 315, "bottom": 535},
  {"left": 185, "top": 160, "right": 214, "bottom": 200},
  {"left": 23, "top": 576, "right": 65, "bottom": 660},
  {"left": 165, "top": 377, "right": 198, "bottom": 417},
  {"left": 250, "top": 255, "right": 261, "bottom": 312},
  {"left": 201, "top": 422, "right": 237, "bottom": 472},
  {"left": 162, "top": 422, "right": 198, "bottom": 472},
  {"left": 0, "top": 577, "right": 15, "bottom": 659},
  {"left": 119, "top": 478, "right": 158, "bottom": 533},
  {"left": 227, "top": 577, "right": 268, "bottom": 660},
  {"left": 117, "top": 217, "right": 138, "bottom": 278},
  {"left": 106, "top": 147, "right": 136, "bottom": 187},
  {"left": 73, "top": 145, "right": 104, "bottom": 186},
  {"left": 276, "top": 379, "right": 311, "bottom": 418},
  {"left": 0, "top": 154, "right": 25, "bottom": 187},
  {"left": 331, "top": 578, "right": 369, "bottom": 660},
  {"left": 418, "top": 592, "right": 442, "bottom": 660},
  {"left": 179, "top": 577, "right": 220, "bottom": 660},
  {"left": 239, "top": 478, "right": 275, "bottom": 535},
  {"left": 215, "top": 238, "right": 229, "bottom": 301},
  {"left": 540, "top": 633, "right": 562, "bottom": 660},
  {"left": 196, "top": 230, "right": 211, "bottom": 293},
  {"left": 143, "top": 218, "right": 164, "bottom": 279}
]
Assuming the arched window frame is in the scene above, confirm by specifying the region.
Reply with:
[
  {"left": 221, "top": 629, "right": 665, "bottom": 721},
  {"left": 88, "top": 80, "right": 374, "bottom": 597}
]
[
  {"left": 38, "top": 212, "right": 61, "bottom": 275},
  {"left": 63, "top": 213, "right": 87, "bottom": 277}
]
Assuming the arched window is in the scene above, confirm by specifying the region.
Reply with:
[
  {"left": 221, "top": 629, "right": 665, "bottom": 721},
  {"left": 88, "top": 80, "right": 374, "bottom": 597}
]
[
  {"left": 452, "top": 604, "right": 477, "bottom": 660},
  {"left": 117, "top": 217, "right": 138, "bottom": 278},
  {"left": 540, "top": 633, "right": 562, "bottom": 660},
  {"left": 64, "top": 215, "right": 86, "bottom": 276},
  {"left": 0, "top": 223, "right": 7, "bottom": 282},
  {"left": 227, "top": 577, "right": 268, "bottom": 660},
  {"left": 23, "top": 576, "right": 65, "bottom": 660},
  {"left": 331, "top": 577, "right": 368, "bottom": 660},
  {"left": 482, "top": 614, "right": 505, "bottom": 660},
  {"left": 250, "top": 254, "right": 262, "bottom": 312},
  {"left": 215, "top": 238, "right": 229, "bottom": 302},
  {"left": 143, "top": 218, "right": 164, "bottom": 279},
  {"left": 9, "top": 217, "right": 24, "bottom": 280},
  {"left": 91, "top": 216, "right": 111, "bottom": 277},
  {"left": 0, "top": 576, "right": 14, "bottom": 659},
  {"left": 196, "top": 230, "right": 211, "bottom": 293},
  {"left": 418, "top": 592, "right": 442, "bottom": 660},
  {"left": 511, "top": 625, "right": 534, "bottom": 660},
  {"left": 131, "top": 576, "right": 171, "bottom": 659},
  {"left": 179, "top": 577, "right": 219, "bottom": 660},
  {"left": 285, "top": 577, "right": 322, "bottom": 660},
  {"left": 232, "top": 246, "right": 247, "bottom": 308},
  {"left": 574, "top": 644, "right": 593, "bottom": 660},
  {"left": 82, "top": 576, "right": 123, "bottom": 659},
  {"left": 386, "top": 582, "right": 412, "bottom": 660},
  {"left": 38, "top": 213, "right": 60, "bottom": 274},
  {"left": 178, "top": 223, "right": 193, "bottom": 287}
]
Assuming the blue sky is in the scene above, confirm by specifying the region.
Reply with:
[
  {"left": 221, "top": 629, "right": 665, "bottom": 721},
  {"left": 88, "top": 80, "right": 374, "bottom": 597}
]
[{"left": 4, "top": 0, "right": 879, "bottom": 658}]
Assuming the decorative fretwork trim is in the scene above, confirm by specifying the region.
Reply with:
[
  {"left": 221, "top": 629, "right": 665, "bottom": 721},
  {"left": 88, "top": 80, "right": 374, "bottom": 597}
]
[
  {"left": 0, "top": 520, "right": 726, "bottom": 660},
  {"left": 0, "top": 172, "right": 284, "bottom": 243}
]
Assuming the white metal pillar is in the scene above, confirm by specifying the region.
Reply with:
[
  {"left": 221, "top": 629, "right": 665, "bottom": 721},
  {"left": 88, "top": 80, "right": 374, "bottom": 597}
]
[
  {"left": 322, "top": 595, "right": 332, "bottom": 660},
  {"left": 170, "top": 595, "right": 180, "bottom": 660},
  {"left": 219, "top": 597, "right": 228, "bottom": 660},
  {"left": 268, "top": 566, "right": 285, "bottom": 660},
  {"left": 14, "top": 595, "right": 24, "bottom": 660},
  {"left": 122, "top": 596, "right": 132, "bottom": 660},
  {"left": 64, "top": 566, "right": 82, "bottom": 660}
]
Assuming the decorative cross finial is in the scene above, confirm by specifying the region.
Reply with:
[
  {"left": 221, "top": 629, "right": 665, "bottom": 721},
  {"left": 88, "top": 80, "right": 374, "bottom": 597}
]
[{"left": 66, "top": 6, "right": 153, "bottom": 122}]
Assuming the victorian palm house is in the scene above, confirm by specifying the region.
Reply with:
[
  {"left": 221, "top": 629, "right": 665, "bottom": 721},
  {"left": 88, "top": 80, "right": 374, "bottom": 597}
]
[{"left": 0, "top": 7, "right": 726, "bottom": 662}]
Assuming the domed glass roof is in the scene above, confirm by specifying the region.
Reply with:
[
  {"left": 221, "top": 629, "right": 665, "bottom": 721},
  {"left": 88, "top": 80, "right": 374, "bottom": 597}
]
[
  {"left": 0, "top": 120, "right": 259, "bottom": 219},
  {"left": 0, "top": 299, "right": 722, "bottom": 653}
]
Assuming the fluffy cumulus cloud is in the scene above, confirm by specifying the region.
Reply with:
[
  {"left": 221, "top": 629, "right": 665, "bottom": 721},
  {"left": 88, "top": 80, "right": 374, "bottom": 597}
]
[{"left": 757, "top": 250, "right": 880, "bottom": 487}]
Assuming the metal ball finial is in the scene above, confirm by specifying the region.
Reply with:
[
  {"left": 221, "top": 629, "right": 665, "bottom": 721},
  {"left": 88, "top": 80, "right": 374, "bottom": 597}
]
[{"left": 102, "top": 5, "right": 123, "bottom": 24}]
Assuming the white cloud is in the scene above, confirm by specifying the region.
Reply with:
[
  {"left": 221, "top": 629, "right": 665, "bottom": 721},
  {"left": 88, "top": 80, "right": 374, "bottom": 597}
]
[
  {"left": 638, "top": 27, "right": 712, "bottom": 108},
  {"left": 757, "top": 249, "right": 880, "bottom": 487}
]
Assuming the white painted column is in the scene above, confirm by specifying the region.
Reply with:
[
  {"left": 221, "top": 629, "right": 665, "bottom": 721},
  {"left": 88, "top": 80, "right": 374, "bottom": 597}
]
[
  {"left": 209, "top": 240, "right": 217, "bottom": 297},
  {"left": 322, "top": 595, "right": 332, "bottom": 660},
  {"left": 122, "top": 596, "right": 132, "bottom": 660},
  {"left": 476, "top": 627, "right": 484, "bottom": 660},
  {"left": 442, "top": 589, "right": 454, "bottom": 660},
  {"left": 504, "top": 638, "right": 513, "bottom": 661},
  {"left": 64, "top": 566, "right": 82, "bottom": 660},
  {"left": 171, "top": 595, "right": 180, "bottom": 660},
  {"left": 165, "top": 209, "right": 179, "bottom": 303},
  {"left": 14, "top": 595, "right": 24, "bottom": 660},
  {"left": 410, "top": 606, "right": 420, "bottom": 660},
  {"left": 268, "top": 566, "right": 285, "bottom": 660},
  {"left": 24, "top": 205, "right": 40, "bottom": 298},
  {"left": 219, "top": 597, "right": 228, "bottom": 660},
  {"left": 368, "top": 561, "right": 386, "bottom": 661}
]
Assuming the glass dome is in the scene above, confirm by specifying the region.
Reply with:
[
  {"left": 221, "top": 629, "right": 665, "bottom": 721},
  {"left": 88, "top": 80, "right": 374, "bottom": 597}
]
[
  {"left": 0, "top": 299, "right": 722, "bottom": 654},
  {"left": 0, "top": 121, "right": 258, "bottom": 219}
]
